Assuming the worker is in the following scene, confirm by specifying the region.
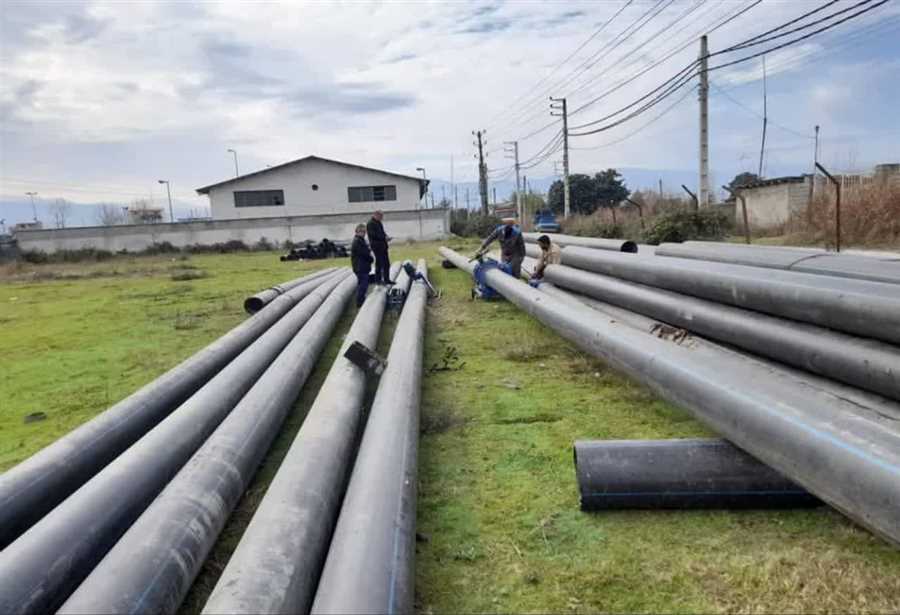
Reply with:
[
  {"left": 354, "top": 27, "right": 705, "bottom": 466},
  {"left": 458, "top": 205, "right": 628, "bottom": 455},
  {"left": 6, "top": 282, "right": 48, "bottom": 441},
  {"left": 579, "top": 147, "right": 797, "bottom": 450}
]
[
  {"left": 531, "top": 234, "right": 561, "bottom": 280},
  {"left": 350, "top": 224, "right": 373, "bottom": 307},
  {"left": 366, "top": 210, "right": 392, "bottom": 284},
  {"left": 477, "top": 217, "right": 526, "bottom": 278}
]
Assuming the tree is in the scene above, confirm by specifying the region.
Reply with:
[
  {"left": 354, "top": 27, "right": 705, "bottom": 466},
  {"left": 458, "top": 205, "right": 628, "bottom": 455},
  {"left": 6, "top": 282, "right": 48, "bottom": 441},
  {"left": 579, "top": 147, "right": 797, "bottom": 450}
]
[
  {"left": 96, "top": 204, "right": 126, "bottom": 226},
  {"left": 594, "top": 169, "right": 630, "bottom": 224},
  {"left": 50, "top": 198, "right": 72, "bottom": 229},
  {"left": 728, "top": 172, "right": 760, "bottom": 191}
]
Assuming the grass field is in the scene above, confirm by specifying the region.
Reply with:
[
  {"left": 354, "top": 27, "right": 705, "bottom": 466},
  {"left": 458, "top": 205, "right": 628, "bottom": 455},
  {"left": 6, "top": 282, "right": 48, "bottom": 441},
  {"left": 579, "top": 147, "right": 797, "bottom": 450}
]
[{"left": 2, "top": 242, "right": 900, "bottom": 613}]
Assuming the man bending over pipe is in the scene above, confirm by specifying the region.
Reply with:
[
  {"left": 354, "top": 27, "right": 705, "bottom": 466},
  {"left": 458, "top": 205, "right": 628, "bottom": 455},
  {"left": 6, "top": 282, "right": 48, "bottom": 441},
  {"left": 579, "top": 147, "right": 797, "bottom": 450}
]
[
  {"left": 350, "top": 224, "right": 373, "bottom": 307},
  {"left": 475, "top": 217, "right": 526, "bottom": 278},
  {"left": 531, "top": 234, "right": 561, "bottom": 281}
]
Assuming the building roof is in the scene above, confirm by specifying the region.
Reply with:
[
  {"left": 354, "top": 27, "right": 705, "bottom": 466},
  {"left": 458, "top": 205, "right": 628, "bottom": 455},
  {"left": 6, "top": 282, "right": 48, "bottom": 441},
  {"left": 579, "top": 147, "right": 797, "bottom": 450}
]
[
  {"left": 737, "top": 175, "right": 807, "bottom": 190},
  {"left": 195, "top": 155, "right": 429, "bottom": 196}
]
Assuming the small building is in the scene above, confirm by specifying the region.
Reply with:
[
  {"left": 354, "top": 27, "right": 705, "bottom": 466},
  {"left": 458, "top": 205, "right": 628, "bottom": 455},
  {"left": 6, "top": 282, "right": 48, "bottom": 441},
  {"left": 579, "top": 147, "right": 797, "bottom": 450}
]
[
  {"left": 12, "top": 221, "right": 44, "bottom": 233},
  {"left": 196, "top": 155, "right": 428, "bottom": 220},
  {"left": 126, "top": 206, "right": 164, "bottom": 225},
  {"left": 734, "top": 176, "right": 811, "bottom": 228}
]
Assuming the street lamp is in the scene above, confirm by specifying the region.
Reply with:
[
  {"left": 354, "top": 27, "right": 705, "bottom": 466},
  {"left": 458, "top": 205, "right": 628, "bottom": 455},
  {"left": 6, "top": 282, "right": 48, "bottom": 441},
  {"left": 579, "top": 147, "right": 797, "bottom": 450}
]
[
  {"left": 227, "top": 149, "right": 239, "bottom": 177},
  {"left": 157, "top": 180, "right": 174, "bottom": 223},
  {"left": 25, "top": 192, "right": 38, "bottom": 221},
  {"left": 416, "top": 167, "right": 427, "bottom": 208}
]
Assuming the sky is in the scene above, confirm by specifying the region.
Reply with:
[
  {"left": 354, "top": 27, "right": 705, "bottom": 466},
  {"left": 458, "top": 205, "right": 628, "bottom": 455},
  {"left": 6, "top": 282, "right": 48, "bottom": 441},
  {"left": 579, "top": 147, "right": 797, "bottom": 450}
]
[{"left": 1, "top": 0, "right": 898, "bottom": 226}]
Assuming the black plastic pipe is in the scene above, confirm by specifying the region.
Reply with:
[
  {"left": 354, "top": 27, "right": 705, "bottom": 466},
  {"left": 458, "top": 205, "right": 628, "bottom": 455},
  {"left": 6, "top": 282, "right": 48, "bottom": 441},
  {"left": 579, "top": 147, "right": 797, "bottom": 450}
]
[
  {"left": 0, "top": 269, "right": 339, "bottom": 550},
  {"left": 312, "top": 259, "right": 429, "bottom": 615},
  {"left": 244, "top": 267, "right": 337, "bottom": 313},
  {"left": 202, "top": 285, "right": 390, "bottom": 614},
  {"left": 523, "top": 232, "right": 638, "bottom": 253},
  {"left": 440, "top": 247, "right": 900, "bottom": 546},
  {"left": 539, "top": 261, "right": 900, "bottom": 401},
  {"left": 58, "top": 275, "right": 357, "bottom": 615},
  {"left": 656, "top": 241, "right": 900, "bottom": 285},
  {"left": 0, "top": 271, "right": 351, "bottom": 615},
  {"left": 557, "top": 245, "right": 900, "bottom": 345},
  {"left": 574, "top": 439, "right": 820, "bottom": 510}
]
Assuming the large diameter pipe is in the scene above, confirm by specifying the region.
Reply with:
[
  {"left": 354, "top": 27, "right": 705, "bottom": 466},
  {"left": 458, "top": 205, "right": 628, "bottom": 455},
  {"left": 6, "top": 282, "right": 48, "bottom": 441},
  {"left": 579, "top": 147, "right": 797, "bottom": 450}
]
[
  {"left": 59, "top": 276, "right": 357, "bottom": 615},
  {"left": 244, "top": 267, "right": 337, "bottom": 313},
  {"left": 558, "top": 245, "right": 900, "bottom": 345},
  {"left": 0, "top": 269, "right": 339, "bottom": 550},
  {"left": 523, "top": 232, "right": 638, "bottom": 253},
  {"left": 0, "top": 271, "right": 351, "bottom": 615},
  {"left": 202, "top": 285, "right": 389, "bottom": 614},
  {"left": 312, "top": 259, "right": 429, "bottom": 614},
  {"left": 574, "top": 439, "right": 820, "bottom": 510},
  {"left": 542, "top": 263, "right": 900, "bottom": 401},
  {"left": 656, "top": 242, "right": 900, "bottom": 285},
  {"left": 440, "top": 247, "right": 900, "bottom": 546}
]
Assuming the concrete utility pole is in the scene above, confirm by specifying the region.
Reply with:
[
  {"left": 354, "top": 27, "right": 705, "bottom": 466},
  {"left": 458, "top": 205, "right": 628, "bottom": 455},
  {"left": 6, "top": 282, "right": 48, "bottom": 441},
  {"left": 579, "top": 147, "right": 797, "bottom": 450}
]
[
  {"left": 758, "top": 55, "right": 768, "bottom": 178},
  {"left": 550, "top": 97, "right": 570, "bottom": 218},
  {"left": 25, "top": 191, "right": 38, "bottom": 221},
  {"left": 504, "top": 141, "right": 521, "bottom": 222},
  {"left": 492, "top": 187, "right": 497, "bottom": 206},
  {"left": 465, "top": 188, "right": 470, "bottom": 210},
  {"left": 698, "top": 35, "right": 710, "bottom": 207},
  {"left": 808, "top": 125, "right": 820, "bottom": 208},
  {"left": 227, "top": 149, "right": 239, "bottom": 177},
  {"left": 473, "top": 130, "right": 489, "bottom": 214},
  {"left": 158, "top": 180, "right": 174, "bottom": 223},
  {"left": 658, "top": 178, "right": 663, "bottom": 198},
  {"left": 450, "top": 155, "right": 457, "bottom": 208}
]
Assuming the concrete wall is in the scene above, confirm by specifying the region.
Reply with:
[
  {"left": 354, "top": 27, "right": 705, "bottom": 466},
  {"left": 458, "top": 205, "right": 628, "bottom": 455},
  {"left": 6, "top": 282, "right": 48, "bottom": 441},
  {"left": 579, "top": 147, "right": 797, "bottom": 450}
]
[
  {"left": 741, "top": 179, "right": 810, "bottom": 228},
  {"left": 15, "top": 208, "right": 449, "bottom": 254},
  {"left": 205, "top": 159, "right": 423, "bottom": 220}
]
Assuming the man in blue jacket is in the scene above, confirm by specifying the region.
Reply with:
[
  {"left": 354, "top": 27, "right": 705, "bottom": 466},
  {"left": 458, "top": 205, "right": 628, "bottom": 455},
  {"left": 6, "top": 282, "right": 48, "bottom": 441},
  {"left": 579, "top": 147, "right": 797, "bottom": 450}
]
[{"left": 350, "top": 224, "right": 373, "bottom": 307}]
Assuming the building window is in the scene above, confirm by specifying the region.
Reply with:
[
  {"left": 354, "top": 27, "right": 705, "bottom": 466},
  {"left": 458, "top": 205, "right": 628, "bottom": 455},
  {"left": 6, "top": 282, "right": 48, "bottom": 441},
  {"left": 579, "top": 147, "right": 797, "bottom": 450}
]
[
  {"left": 348, "top": 185, "right": 397, "bottom": 203},
  {"left": 233, "top": 190, "right": 285, "bottom": 208}
]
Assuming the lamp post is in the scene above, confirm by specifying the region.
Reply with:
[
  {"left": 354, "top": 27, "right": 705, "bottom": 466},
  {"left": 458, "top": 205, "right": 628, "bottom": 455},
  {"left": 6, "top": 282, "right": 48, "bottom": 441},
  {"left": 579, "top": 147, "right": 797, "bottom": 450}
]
[
  {"left": 158, "top": 180, "right": 174, "bottom": 223},
  {"left": 416, "top": 167, "right": 427, "bottom": 208},
  {"left": 227, "top": 149, "right": 239, "bottom": 177},
  {"left": 25, "top": 192, "right": 38, "bottom": 221}
]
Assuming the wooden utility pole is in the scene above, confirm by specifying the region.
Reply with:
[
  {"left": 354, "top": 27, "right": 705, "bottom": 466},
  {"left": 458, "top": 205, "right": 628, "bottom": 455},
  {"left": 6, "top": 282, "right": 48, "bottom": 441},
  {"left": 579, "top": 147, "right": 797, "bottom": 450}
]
[
  {"left": 473, "top": 130, "right": 489, "bottom": 213},
  {"left": 505, "top": 141, "right": 522, "bottom": 221},
  {"left": 550, "top": 97, "right": 570, "bottom": 218},
  {"left": 698, "top": 35, "right": 710, "bottom": 207}
]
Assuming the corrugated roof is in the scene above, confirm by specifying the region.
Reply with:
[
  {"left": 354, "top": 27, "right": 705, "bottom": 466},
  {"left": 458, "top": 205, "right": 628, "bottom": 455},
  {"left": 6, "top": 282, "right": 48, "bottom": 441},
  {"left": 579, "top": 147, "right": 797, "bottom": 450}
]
[{"left": 195, "top": 155, "right": 429, "bottom": 195}]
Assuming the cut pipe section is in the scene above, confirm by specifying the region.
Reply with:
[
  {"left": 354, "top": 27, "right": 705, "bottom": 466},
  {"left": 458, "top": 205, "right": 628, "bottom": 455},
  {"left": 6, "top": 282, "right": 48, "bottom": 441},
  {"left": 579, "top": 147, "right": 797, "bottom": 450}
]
[
  {"left": 0, "top": 271, "right": 352, "bottom": 615},
  {"left": 440, "top": 247, "right": 900, "bottom": 547},
  {"left": 574, "top": 439, "right": 820, "bottom": 510},
  {"left": 312, "top": 259, "right": 429, "bottom": 615},
  {"left": 202, "top": 285, "right": 389, "bottom": 614},
  {"left": 523, "top": 232, "right": 637, "bottom": 253},
  {"left": 656, "top": 241, "right": 900, "bottom": 285},
  {"left": 244, "top": 267, "right": 337, "bottom": 313},
  {"left": 59, "top": 275, "right": 357, "bottom": 615},
  {"left": 556, "top": 245, "right": 900, "bottom": 345},
  {"left": 0, "top": 269, "right": 339, "bottom": 550},
  {"left": 539, "top": 261, "right": 900, "bottom": 401}
]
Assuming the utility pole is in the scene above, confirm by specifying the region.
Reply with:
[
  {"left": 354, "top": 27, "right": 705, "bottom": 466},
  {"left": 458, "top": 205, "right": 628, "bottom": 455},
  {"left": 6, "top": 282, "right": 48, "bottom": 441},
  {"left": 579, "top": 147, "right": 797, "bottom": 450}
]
[
  {"left": 158, "top": 180, "right": 174, "bottom": 223},
  {"left": 227, "top": 149, "right": 239, "bottom": 177},
  {"left": 473, "top": 130, "right": 489, "bottom": 214},
  {"left": 25, "top": 191, "right": 38, "bottom": 222},
  {"left": 758, "top": 55, "right": 768, "bottom": 178},
  {"left": 808, "top": 125, "right": 820, "bottom": 210},
  {"left": 451, "top": 155, "right": 457, "bottom": 208},
  {"left": 504, "top": 141, "right": 522, "bottom": 222},
  {"left": 550, "top": 97, "right": 570, "bottom": 218},
  {"left": 658, "top": 179, "right": 663, "bottom": 198},
  {"left": 492, "top": 187, "right": 497, "bottom": 206},
  {"left": 698, "top": 35, "right": 710, "bottom": 207},
  {"left": 465, "top": 188, "right": 470, "bottom": 210}
]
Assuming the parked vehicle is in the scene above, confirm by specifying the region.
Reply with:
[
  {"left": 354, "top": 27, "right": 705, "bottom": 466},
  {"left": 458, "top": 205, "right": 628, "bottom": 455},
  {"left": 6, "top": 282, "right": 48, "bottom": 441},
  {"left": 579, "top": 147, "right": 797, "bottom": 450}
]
[{"left": 533, "top": 209, "right": 561, "bottom": 233}]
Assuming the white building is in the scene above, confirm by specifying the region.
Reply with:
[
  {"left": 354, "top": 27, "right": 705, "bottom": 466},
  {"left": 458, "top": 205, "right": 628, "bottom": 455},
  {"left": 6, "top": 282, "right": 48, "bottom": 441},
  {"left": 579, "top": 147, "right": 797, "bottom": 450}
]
[
  {"left": 196, "top": 155, "right": 428, "bottom": 220},
  {"left": 735, "top": 176, "right": 811, "bottom": 228}
]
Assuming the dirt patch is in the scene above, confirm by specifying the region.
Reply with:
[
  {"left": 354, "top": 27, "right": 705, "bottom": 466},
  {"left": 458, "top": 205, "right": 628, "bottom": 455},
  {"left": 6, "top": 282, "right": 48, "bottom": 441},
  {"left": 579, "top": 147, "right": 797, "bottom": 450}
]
[{"left": 421, "top": 406, "right": 467, "bottom": 435}]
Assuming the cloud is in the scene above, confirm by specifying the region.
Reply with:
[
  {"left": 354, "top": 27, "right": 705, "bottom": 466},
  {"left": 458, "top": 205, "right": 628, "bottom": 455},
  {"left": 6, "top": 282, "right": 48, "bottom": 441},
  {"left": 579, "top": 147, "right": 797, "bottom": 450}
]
[
  {"left": 291, "top": 82, "right": 416, "bottom": 115},
  {"left": 457, "top": 19, "right": 511, "bottom": 34}
]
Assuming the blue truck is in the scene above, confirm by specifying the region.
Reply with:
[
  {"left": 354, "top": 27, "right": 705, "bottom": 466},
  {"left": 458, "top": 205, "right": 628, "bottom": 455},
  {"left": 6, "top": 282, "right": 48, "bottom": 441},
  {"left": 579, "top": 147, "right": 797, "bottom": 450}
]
[{"left": 532, "top": 209, "right": 561, "bottom": 233}]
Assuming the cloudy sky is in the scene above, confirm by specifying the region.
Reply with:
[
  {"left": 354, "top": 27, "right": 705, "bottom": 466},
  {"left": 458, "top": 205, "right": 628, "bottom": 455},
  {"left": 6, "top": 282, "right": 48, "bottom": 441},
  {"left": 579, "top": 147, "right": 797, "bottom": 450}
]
[{"left": 1, "top": 0, "right": 898, "bottom": 223}]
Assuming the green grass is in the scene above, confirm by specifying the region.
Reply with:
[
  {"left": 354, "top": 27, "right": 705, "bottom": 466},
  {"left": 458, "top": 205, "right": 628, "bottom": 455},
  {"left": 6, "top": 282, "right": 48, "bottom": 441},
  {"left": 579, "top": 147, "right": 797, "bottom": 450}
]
[{"left": 2, "top": 244, "right": 899, "bottom": 614}]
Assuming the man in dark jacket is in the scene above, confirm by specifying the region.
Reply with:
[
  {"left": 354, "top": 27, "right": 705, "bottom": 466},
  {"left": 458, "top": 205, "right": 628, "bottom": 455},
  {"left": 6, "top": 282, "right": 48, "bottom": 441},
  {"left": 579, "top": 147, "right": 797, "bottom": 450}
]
[
  {"left": 366, "top": 210, "right": 391, "bottom": 284},
  {"left": 350, "top": 224, "right": 373, "bottom": 307},
  {"left": 477, "top": 217, "right": 526, "bottom": 278}
]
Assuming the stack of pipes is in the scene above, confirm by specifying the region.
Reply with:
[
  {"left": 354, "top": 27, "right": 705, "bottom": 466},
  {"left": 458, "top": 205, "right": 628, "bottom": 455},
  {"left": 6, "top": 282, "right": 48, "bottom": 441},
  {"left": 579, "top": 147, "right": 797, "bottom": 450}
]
[
  {"left": 0, "top": 262, "right": 431, "bottom": 614},
  {"left": 441, "top": 243, "right": 900, "bottom": 547}
]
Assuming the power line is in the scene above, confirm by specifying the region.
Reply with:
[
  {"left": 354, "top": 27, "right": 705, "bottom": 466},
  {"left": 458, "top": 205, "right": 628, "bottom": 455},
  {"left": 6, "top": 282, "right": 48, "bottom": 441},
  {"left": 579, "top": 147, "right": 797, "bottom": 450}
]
[{"left": 709, "top": 81, "right": 813, "bottom": 139}]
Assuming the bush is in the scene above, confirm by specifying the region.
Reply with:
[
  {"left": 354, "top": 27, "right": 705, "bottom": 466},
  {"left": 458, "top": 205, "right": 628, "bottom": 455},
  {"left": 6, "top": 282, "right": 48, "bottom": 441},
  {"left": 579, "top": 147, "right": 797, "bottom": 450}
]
[
  {"left": 143, "top": 241, "right": 179, "bottom": 255},
  {"left": 642, "top": 208, "right": 732, "bottom": 245},
  {"left": 450, "top": 210, "right": 501, "bottom": 237},
  {"left": 253, "top": 236, "right": 275, "bottom": 251},
  {"left": 561, "top": 214, "right": 625, "bottom": 239},
  {"left": 20, "top": 247, "right": 114, "bottom": 263}
]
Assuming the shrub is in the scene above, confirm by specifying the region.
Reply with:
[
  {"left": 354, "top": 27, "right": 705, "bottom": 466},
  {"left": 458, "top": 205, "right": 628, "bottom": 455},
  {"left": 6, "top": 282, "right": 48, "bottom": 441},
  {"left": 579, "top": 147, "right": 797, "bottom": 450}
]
[
  {"left": 561, "top": 213, "right": 625, "bottom": 239},
  {"left": 20, "top": 247, "right": 114, "bottom": 263},
  {"left": 253, "top": 236, "right": 275, "bottom": 251},
  {"left": 143, "top": 241, "right": 179, "bottom": 255},
  {"left": 450, "top": 210, "right": 501, "bottom": 237},
  {"left": 642, "top": 208, "right": 732, "bottom": 245}
]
